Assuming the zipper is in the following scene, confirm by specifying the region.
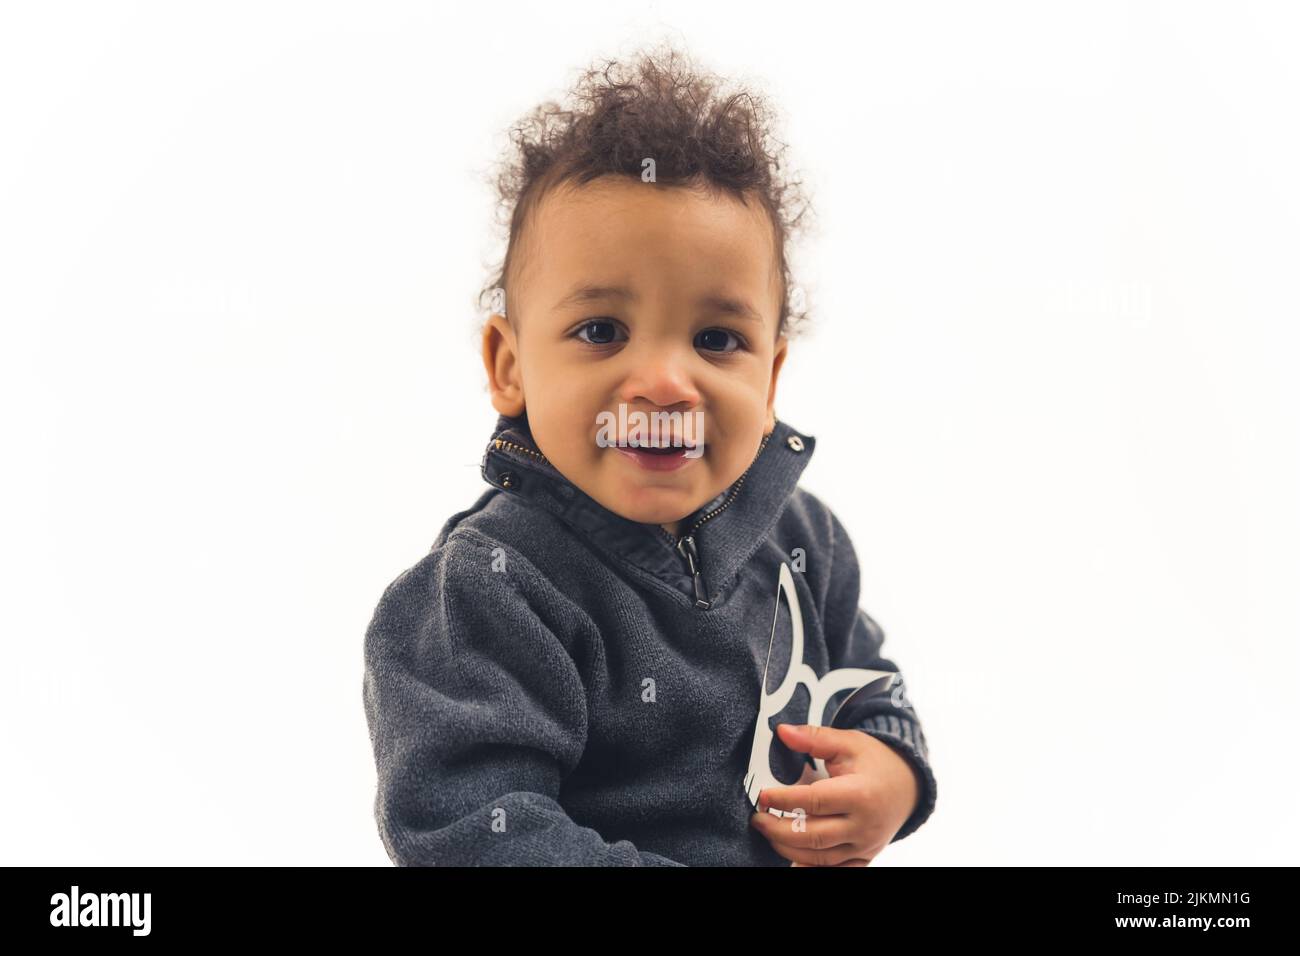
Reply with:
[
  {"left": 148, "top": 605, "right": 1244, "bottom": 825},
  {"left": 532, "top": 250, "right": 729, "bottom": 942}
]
[
  {"left": 493, "top": 437, "right": 548, "bottom": 464},
  {"left": 663, "top": 431, "right": 773, "bottom": 610},
  {"left": 677, "top": 535, "right": 709, "bottom": 608}
]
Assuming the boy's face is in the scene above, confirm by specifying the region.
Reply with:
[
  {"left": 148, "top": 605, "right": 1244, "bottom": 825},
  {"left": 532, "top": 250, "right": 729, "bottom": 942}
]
[{"left": 481, "top": 175, "right": 788, "bottom": 538}]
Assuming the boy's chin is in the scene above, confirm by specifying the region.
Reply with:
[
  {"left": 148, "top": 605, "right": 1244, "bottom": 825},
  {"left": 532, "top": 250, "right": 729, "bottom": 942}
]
[
  {"left": 616, "top": 507, "right": 692, "bottom": 528},
  {"left": 582, "top": 472, "right": 716, "bottom": 528},
  {"left": 597, "top": 499, "right": 694, "bottom": 530}
]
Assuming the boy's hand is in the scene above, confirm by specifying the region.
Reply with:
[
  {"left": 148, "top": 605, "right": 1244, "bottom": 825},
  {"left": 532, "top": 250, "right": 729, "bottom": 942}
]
[{"left": 750, "top": 723, "right": 919, "bottom": 867}]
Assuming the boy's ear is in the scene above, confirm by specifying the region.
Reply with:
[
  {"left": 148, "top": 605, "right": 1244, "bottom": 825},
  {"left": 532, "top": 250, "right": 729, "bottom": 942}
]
[
  {"left": 481, "top": 313, "right": 526, "bottom": 417},
  {"left": 764, "top": 335, "right": 788, "bottom": 434}
]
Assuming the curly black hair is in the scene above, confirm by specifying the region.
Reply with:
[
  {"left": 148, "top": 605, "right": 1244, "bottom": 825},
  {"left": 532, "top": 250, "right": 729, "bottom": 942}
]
[{"left": 476, "top": 41, "right": 814, "bottom": 341}]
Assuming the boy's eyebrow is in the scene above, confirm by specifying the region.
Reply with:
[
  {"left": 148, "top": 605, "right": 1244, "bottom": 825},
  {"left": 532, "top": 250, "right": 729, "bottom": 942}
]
[{"left": 554, "top": 283, "right": 765, "bottom": 324}]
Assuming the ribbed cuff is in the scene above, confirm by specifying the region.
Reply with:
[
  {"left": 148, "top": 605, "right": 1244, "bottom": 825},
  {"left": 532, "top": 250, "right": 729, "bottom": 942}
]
[{"left": 851, "top": 712, "right": 937, "bottom": 843}]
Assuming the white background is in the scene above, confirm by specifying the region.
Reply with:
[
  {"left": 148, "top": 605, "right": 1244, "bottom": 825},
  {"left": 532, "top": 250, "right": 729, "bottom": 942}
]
[{"left": 3, "top": 1, "right": 1296, "bottom": 865}]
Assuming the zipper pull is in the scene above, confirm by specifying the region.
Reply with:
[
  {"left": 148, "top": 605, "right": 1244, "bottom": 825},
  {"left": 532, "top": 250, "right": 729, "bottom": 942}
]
[{"left": 676, "top": 535, "right": 711, "bottom": 610}]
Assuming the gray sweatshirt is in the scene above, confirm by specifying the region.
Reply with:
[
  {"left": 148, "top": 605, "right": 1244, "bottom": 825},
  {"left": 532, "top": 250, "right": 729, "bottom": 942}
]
[{"left": 362, "top": 413, "right": 937, "bottom": 866}]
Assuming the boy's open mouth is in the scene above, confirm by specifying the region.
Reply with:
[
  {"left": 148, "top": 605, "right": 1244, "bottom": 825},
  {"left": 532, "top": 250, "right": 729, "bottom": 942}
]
[
  {"left": 614, "top": 441, "right": 703, "bottom": 473},
  {"left": 615, "top": 435, "right": 702, "bottom": 453}
]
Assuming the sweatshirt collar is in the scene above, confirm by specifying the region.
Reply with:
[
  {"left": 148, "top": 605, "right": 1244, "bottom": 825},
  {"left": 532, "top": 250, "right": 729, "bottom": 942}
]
[{"left": 479, "top": 410, "right": 816, "bottom": 607}]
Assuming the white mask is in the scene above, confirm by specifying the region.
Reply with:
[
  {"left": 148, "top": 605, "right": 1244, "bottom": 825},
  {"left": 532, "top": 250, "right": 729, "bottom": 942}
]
[{"left": 743, "top": 561, "right": 899, "bottom": 817}]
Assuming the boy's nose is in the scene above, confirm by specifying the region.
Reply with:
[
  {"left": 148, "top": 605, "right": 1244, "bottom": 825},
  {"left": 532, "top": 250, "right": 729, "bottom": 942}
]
[{"left": 617, "top": 349, "right": 701, "bottom": 409}]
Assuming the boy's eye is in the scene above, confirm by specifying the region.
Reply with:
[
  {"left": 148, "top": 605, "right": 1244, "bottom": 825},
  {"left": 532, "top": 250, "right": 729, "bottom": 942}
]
[
  {"left": 696, "top": 328, "right": 742, "bottom": 353},
  {"left": 574, "top": 320, "right": 626, "bottom": 346},
  {"left": 571, "top": 321, "right": 743, "bottom": 353}
]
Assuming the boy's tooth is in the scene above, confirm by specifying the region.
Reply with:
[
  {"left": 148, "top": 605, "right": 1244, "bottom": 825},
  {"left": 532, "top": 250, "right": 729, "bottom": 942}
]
[{"left": 622, "top": 433, "right": 699, "bottom": 449}]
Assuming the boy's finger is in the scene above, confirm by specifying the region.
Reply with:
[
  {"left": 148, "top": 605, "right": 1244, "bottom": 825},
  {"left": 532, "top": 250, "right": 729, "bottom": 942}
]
[
  {"left": 758, "top": 773, "right": 861, "bottom": 816},
  {"left": 751, "top": 807, "right": 857, "bottom": 852},
  {"left": 790, "top": 858, "right": 872, "bottom": 867},
  {"left": 774, "top": 723, "right": 864, "bottom": 764},
  {"left": 762, "top": 835, "right": 866, "bottom": 867}
]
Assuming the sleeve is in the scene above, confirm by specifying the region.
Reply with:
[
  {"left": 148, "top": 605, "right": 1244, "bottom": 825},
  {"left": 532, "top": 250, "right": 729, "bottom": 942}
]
[
  {"left": 819, "top": 510, "right": 938, "bottom": 844},
  {"left": 362, "top": 532, "right": 685, "bottom": 866}
]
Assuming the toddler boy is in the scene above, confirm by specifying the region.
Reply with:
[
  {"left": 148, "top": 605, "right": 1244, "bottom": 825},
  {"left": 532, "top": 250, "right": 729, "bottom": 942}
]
[{"left": 362, "top": 44, "right": 937, "bottom": 866}]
